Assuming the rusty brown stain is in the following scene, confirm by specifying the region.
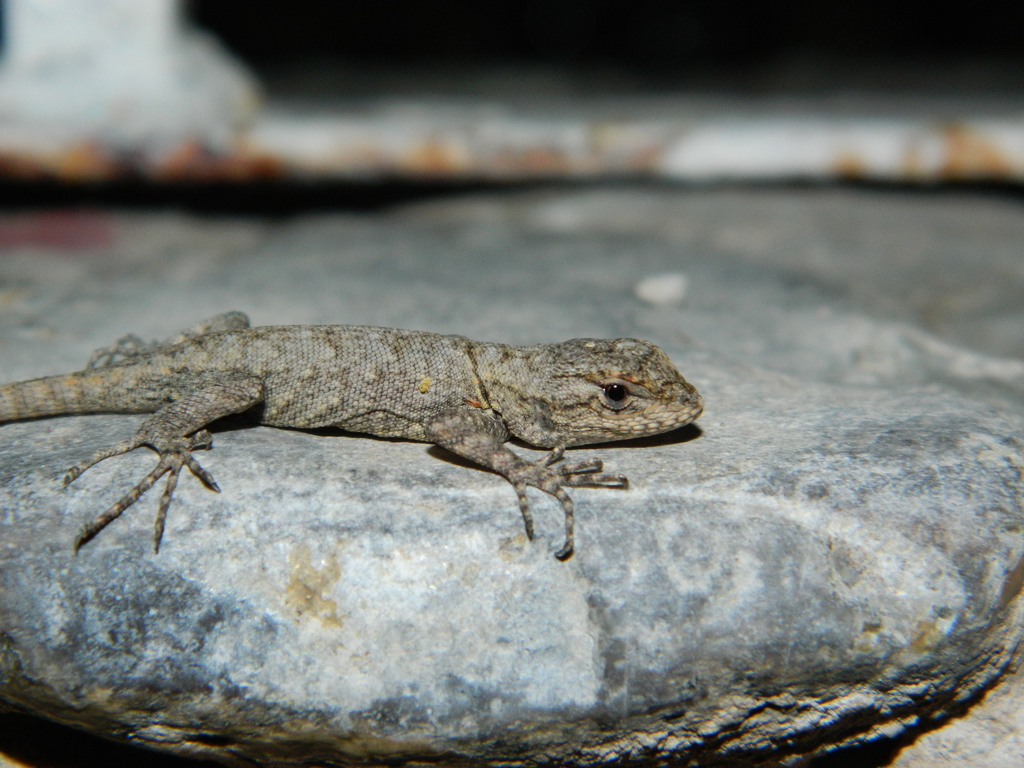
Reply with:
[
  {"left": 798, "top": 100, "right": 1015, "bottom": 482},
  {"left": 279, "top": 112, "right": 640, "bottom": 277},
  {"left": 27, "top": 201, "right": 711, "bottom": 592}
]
[
  {"left": 941, "top": 124, "right": 1012, "bottom": 179},
  {"left": 0, "top": 141, "right": 284, "bottom": 183},
  {"left": 0, "top": 143, "right": 125, "bottom": 181},
  {"left": 0, "top": 152, "right": 51, "bottom": 179},
  {"left": 59, "top": 143, "right": 125, "bottom": 181},
  {"left": 833, "top": 152, "right": 866, "bottom": 179},
  {"left": 521, "top": 147, "right": 579, "bottom": 174},
  {"left": 628, "top": 144, "right": 665, "bottom": 172},
  {"left": 402, "top": 139, "right": 470, "bottom": 176},
  {"left": 152, "top": 141, "right": 284, "bottom": 181},
  {"left": 487, "top": 147, "right": 578, "bottom": 177},
  {"left": 0, "top": 121, "right": 1020, "bottom": 183}
]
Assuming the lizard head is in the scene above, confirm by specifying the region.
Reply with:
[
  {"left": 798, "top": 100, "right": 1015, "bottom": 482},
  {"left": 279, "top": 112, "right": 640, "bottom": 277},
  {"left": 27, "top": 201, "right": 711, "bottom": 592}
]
[{"left": 497, "top": 338, "right": 703, "bottom": 448}]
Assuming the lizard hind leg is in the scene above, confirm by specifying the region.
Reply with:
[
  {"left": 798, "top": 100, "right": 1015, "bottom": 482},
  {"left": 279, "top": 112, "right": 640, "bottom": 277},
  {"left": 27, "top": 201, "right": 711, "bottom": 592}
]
[{"left": 67, "top": 370, "right": 264, "bottom": 553}]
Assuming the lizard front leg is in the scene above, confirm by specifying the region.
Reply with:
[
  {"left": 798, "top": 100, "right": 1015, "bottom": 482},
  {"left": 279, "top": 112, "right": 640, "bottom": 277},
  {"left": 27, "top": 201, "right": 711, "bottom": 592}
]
[
  {"left": 425, "top": 408, "right": 627, "bottom": 560},
  {"left": 67, "top": 371, "right": 264, "bottom": 552}
]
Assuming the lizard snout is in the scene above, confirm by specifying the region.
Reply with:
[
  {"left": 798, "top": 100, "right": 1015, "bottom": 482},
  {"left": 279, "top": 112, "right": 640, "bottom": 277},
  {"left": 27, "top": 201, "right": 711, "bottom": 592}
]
[{"left": 676, "top": 385, "right": 703, "bottom": 423}]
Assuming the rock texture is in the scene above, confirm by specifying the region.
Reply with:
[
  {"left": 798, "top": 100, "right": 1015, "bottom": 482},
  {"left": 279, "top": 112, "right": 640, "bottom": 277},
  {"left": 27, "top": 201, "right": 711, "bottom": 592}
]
[{"left": 1, "top": 189, "right": 1023, "bottom": 766}]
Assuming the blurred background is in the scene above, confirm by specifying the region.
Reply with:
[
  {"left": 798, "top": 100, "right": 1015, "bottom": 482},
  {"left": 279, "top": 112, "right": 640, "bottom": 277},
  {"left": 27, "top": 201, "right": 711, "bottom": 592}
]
[{"left": 0, "top": 0, "right": 1022, "bottom": 210}]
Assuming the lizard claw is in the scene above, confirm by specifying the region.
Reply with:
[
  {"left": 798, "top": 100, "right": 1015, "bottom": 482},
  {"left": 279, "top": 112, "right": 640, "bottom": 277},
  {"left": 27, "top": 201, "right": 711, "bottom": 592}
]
[
  {"left": 542, "top": 446, "right": 565, "bottom": 467},
  {"left": 186, "top": 457, "right": 220, "bottom": 493},
  {"left": 513, "top": 484, "right": 535, "bottom": 541},
  {"left": 188, "top": 429, "right": 214, "bottom": 452}
]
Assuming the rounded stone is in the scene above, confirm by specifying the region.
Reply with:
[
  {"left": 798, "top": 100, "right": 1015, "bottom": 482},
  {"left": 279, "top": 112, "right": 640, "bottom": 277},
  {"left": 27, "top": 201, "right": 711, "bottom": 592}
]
[
  {"left": 2, "top": 188, "right": 1024, "bottom": 765},
  {"left": 1, "top": 354, "right": 1022, "bottom": 766}
]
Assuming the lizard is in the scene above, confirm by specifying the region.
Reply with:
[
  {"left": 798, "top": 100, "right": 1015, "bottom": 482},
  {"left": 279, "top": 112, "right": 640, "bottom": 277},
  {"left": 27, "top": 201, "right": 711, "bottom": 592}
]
[{"left": 0, "top": 312, "right": 703, "bottom": 559}]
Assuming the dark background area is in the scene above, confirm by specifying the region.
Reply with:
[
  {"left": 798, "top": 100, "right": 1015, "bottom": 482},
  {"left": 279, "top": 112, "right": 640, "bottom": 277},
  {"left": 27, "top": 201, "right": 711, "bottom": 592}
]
[
  {"left": 0, "top": 708, "right": 907, "bottom": 768},
  {"left": 189, "top": 0, "right": 1024, "bottom": 80}
]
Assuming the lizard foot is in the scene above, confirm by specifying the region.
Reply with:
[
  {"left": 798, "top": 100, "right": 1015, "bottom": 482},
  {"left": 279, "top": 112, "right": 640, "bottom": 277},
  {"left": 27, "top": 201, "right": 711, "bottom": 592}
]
[
  {"left": 85, "top": 311, "right": 251, "bottom": 368},
  {"left": 71, "top": 431, "right": 218, "bottom": 553},
  {"left": 512, "top": 449, "right": 628, "bottom": 560},
  {"left": 86, "top": 334, "right": 149, "bottom": 368}
]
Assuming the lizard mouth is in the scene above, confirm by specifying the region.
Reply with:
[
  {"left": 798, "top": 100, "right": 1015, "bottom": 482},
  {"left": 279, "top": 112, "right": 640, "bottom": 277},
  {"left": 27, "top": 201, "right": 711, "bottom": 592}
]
[
  {"left": 663, "top": 396, "right": 703, "bottom": 429},
  {"left": 680, "top": 391, "right": 703, "bottom": 421},
  {"left": 613, "top": 396, "right": 703, "bottom": 439}
]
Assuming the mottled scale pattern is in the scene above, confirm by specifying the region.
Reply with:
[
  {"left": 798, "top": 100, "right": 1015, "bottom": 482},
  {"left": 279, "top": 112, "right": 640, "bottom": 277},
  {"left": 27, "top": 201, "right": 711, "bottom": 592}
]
[
  {"left": 0, "top": 314, "right": 703, "bottom": 558},
  {"left": 122, "top": 326, "right": 491, "bottom": 439}
]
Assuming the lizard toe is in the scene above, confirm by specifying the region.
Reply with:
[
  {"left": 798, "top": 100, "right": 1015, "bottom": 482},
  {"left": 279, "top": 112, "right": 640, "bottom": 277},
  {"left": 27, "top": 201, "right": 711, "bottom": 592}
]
[
  {"left": 567, "top": 471, "right": 629, "bottom": 489},
  {"left": 557, "top": 458, "right": 604, "bottom": 475},
  {"left": 514, "top": 484, "right": 536, "bottom": 540},
  {"left": 187, "top": 456, "right": 220, "bottom": 492},
  {"left": 188, "top": 429, "right": 214, "bottom": 451}
]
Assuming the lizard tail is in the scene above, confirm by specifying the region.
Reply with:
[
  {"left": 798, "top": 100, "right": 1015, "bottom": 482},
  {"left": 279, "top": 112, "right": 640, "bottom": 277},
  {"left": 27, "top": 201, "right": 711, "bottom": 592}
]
[{"left": 0, "top": 371, "right": 138, "bottom": 422}]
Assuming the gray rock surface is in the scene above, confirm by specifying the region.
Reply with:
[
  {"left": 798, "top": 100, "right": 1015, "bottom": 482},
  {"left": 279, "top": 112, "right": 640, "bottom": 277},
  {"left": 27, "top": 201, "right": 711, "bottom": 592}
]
[{"left": 1, "top": 189, "right": 1023, "bottom": 766}]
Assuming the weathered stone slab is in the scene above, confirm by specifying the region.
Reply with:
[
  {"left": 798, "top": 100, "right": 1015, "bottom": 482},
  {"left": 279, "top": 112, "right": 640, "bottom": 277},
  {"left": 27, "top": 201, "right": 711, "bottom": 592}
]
[
  {"left": 2, "top": 351, "right": 1022, "bottom": 765},
  {"left": 1, "top": 189, "right": 1024, "bottom": 766}
]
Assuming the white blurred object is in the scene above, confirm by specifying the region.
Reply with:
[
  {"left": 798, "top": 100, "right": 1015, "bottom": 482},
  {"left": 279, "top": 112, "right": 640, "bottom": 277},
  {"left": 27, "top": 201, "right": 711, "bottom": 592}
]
[
  {"left": 635, "top": 272, "right": 688, "bottom": 307},
  {"left": 0, "top": 0, "right": 259, "bottom": 151},
  {"left": 659, "top": 117, "right": 1024, "bottom": 182}
]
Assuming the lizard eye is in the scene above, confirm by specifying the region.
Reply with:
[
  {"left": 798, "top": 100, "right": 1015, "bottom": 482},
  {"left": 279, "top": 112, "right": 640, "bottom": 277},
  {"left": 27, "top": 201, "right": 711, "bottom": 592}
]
[{"left": 601, "top": 382, "right": 631, "bottom": 410}]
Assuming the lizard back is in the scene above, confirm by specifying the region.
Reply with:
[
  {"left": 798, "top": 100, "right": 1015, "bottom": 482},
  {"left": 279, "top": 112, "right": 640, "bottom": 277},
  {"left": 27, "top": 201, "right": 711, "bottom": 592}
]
[{"left": 0, "top": 326, "right": 494, "bottom": 442}]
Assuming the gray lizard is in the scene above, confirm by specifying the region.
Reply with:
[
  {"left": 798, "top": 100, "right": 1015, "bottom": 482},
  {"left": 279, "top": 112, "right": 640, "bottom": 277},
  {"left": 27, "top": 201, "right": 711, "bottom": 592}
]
[{"left": 0, "top": 312, "right": 703, "bottom": 559}]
